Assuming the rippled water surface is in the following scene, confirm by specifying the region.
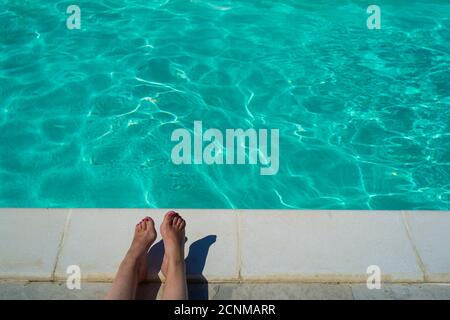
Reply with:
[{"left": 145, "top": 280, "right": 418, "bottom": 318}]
[{"left": 0, "top": 0, "right": 449, "bottom": 209}]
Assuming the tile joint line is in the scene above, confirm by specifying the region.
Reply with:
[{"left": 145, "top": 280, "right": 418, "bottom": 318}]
[
  {"left": 236, "top": 210, "right": 243, "bottom": 283},
  {"left": 400, "top": 211, "right": 428, "bottom": 282},
  {"left": 51, "top": 209, "right": 72, "bottom": 281}
]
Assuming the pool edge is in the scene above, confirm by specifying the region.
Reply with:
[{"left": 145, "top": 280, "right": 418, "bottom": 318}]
[{"left": 0, "top": 209, "right": 449, "bottom": 284}]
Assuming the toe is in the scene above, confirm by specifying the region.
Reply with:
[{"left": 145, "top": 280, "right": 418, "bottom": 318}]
[
  {"left": 166, "top": 211, "right": 177, "bottom": 218},
  {"left": 146, "top": 216, "right": 155, "bottom": 227},
  {"left": 175, "top": 217, "right": 183, "bottom": 229},
  {"left": 163, "top": 211, "right": 178, "bottom": 225},
  {"left": 178, "top": 218, "right": 185, "bottom": 230},
  {"left": 144, "top": 217, "right": 153, "bottom": 229}
]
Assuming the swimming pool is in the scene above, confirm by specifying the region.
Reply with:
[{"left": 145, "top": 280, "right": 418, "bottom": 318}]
[{"left": 0, "top": 0, "right": 449, "bottom": 209}]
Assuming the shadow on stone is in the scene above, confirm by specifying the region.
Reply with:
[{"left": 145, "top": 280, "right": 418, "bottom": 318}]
[
  {"left": 186, "top": 235, "right": 217, "bottom": 300},
  {"left": 136, "top": 240, "right": 164, "bottom": 300},
  {"left": 136, "top": 235, "right": 217, "bottom": 300}
]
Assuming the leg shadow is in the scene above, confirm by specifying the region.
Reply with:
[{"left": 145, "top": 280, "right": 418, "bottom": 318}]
[
  {"left": 137, "top": 235, "right": 217, "bottom": 300},
  {"left": 186, "top": 235, "right": 217, "bottom": 300},
  {"left": 136, "top": 240, "right": 164, "bottom": 300}
]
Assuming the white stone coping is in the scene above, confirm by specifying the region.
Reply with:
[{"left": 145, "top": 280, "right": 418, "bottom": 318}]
[{"left": 0, "top": 209, "right": 449, "bottom": 283}]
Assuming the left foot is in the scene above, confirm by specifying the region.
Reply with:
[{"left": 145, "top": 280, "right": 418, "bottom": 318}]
[
  {"left": 160, "top": 211, "right": 186, "bottom": 276},
  {"left": 127, "top": 217, "right": 157, "bottom": 282}
]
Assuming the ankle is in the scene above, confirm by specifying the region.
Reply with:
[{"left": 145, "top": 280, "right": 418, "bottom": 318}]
[
  {"left": 167, "top": 255, "right": 185, "bottom": 267},
  {"left": 125, "top": 249, "right": 142, "bottom": 262}
]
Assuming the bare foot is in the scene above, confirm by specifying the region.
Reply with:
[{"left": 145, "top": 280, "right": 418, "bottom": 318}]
[
  {"left": 128, "top": 217, "right": 157, "bottom": 282},
  {"left": 160, "top": 211, "right": 186, "bottom": 277}
]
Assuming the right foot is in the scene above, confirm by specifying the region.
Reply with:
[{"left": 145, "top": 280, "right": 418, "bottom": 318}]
[{"left": 160, "top": 211, "right": 186, "bottom": 277}]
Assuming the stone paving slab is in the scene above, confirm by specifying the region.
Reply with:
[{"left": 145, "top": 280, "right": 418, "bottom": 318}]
[
  {"left": 240, "top": 211, "right": 423, "bottom": 282},
  {"left": 1, "top": 281, "right": 450, "bottom": 300},
  {"left": 0, "top": 209, "right": 69, "bottom": 280},
  {"left": 53, "top": 209, "right": 239, "bottom": 281},
  {"left": 403, "top": 211, "right": 450, "bottom": 282}
]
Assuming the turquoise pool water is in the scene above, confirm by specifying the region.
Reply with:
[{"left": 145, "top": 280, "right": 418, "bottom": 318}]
[{"left": 0, "top": 0, "right": 449, "bottom": 209}]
